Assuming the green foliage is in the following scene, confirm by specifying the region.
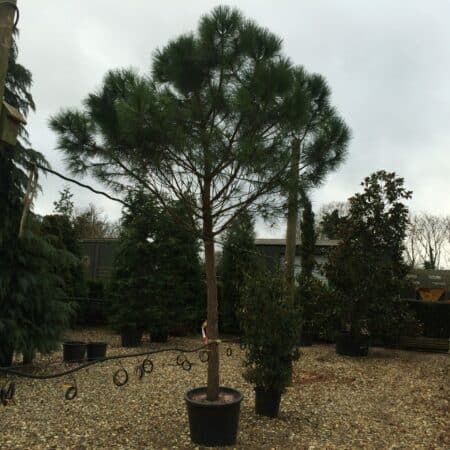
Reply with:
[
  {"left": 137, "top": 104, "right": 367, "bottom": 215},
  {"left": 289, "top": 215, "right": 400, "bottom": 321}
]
[
  {"left": 282, "top": 69, "right": 350, "bottom": 197},
  {"left": 0, "top": 215, "right": 76, "bottom": 360},
  {"left": 5, "top": 29, "right": 35, "bottom": 144},
  {"left": 109, "top": 192, "right": 203, "bottom": 334},
  {"left": 299, "top": 196, "right": 316, "bottom": 277},
  {"left": 325, "top": 171, "right": 415, "bottom": 339},
  {"left": 218, "top": 212, "right": 257, "bottom": 334},
  {"left": 296, "top": 274, "right": 339, "bottom": 341},
  {"left": 40, "top": 214, "right": 86, "bottom": 298},
  {"left": 53, "top": 186, "right": 74, "bottom": 219},
  {"left": 49, "top": 6, "right": 348, "bottom": 397},
  {"left": 320, "top": 209, "right": 347, "bottom": 240},
  {"left": 0, "top": 32, "right": 73, "bottom": 363},
  {"left": 240, "top": 269, "right": 301, "bottom": 392},
  {"left": 49, "top": 6, "right": 309, "bottom": 234}
]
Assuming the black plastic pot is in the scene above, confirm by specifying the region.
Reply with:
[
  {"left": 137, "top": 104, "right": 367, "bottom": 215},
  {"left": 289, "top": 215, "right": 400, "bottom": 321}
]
[
  {"left": 335, "top": 332, "right": 369, "bottom": 357},
  {"left": 151, "top": 332, "right": 168, "bottom": 343},
  {"left": 87, "top": 342, "right": 107, "bottom": 361},
  {"left": 120, "top": 329, "right": 142, "bottom": 347},
  {"left": 255, "top": 388, "right": 282, "bottom": 418},
  {"left": 185, "top": 386, "right": 243, "bottom": 447},
  {"left": 63, "top": 341, "right": 87, "bottom": 363},
  {"left": 0, "top": 348, "right": 14, "bottom": 367}
]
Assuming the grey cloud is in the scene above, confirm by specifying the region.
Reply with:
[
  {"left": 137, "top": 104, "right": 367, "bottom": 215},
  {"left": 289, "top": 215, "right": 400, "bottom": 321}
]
[{"left": 15, "top": 0, "right": 450, "bottom": 230}]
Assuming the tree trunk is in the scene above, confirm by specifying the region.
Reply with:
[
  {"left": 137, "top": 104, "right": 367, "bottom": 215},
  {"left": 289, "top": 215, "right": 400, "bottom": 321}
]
[
  {"left": 285, "top": 139, "right": 301, "bottom": 293},
  {"left": 203, "top": 194, "right": 220, "bottom": 401}
]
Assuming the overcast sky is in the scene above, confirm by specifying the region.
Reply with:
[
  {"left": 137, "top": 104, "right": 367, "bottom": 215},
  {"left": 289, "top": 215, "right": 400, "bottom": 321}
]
[{"left": 15, "top": 0, "right": 450, "bottom": 237}]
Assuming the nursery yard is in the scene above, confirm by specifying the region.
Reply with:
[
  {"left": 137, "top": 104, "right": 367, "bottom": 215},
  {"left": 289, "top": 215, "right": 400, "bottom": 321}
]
[{"left": 1, "top": 328, "right": 449, "bottom": 449}]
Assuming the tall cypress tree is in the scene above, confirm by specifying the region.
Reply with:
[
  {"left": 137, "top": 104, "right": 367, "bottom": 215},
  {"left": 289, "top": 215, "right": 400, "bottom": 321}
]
[
  {"left": 299, "top": 195, "right": 316, "bottom": 278},
  {"left": 219, "top": 212, "right": 256, "bottom": 334}
]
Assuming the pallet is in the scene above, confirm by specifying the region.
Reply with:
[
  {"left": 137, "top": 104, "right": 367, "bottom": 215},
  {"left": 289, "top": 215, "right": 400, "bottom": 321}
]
[{"left": 399, "top": 336, "right": 449, "bottom": 353}]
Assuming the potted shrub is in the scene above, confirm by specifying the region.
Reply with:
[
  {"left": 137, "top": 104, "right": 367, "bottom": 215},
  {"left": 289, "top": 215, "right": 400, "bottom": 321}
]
[
  {"left": 240, "top": 269, "right": 301, "bottom": 418},
  {"left": 149, "top": 305, "right": 169, "bottom": 343},
  {"left": 108, "top": 293, "right": 145, "bottom": 348}
]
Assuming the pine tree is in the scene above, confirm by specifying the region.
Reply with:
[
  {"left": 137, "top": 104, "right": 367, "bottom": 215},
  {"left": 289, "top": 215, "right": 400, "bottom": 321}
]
[
  {"left": 283, "top": 69, "right": 350, "bottom": 292},
  {"left": 51, "top": 6, "right": 304, "bottom": 400},
  {"left": 219, "top": 212, "right": 256, "bottom": 334}
]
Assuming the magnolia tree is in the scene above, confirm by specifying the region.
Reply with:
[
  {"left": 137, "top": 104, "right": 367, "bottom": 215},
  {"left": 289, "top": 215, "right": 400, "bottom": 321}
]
[{"left": 51, "top": 7, "right": 308, "bottom": 400}]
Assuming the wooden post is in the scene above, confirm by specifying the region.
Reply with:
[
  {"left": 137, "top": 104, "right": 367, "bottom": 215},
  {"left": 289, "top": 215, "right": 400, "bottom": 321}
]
[{"left": 284, "top": 139, "right": 301, "bottom": 294}]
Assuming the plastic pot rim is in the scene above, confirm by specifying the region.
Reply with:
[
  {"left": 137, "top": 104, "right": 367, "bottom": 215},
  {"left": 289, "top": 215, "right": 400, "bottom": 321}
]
[{"left": 185, "top": 386, "right": 243, "bottom": 408}]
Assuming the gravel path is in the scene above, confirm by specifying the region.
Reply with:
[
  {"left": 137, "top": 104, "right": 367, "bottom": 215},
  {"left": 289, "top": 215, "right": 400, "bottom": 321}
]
[{"left": 1, "top": 327, "right": 449, "bottom": 449}]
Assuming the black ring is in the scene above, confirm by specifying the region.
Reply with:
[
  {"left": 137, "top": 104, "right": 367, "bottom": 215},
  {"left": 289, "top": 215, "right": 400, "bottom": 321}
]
[
  {"left": 182, "top": 360, "right": 192, "bottom": 371},
  {"left": 65, "top": 385, "right": 77, "bottom": 401},
  {"left": 135, "top": 365, "right": 144, "bottom": 380},
  {"left": 226, "top": 347, "right": 233, "bottom": 357},
  {"left": 199, "top": 350, "right": 209, "bottom": 363},
  {"left": 176, "top": 354, "right": 186, "bottom": 366},
  {"left": 113, "top": 368, "right": 129, "bottom": 387},
  {"left": 142, "top": 358, "right": 153, "bottom": 374}
]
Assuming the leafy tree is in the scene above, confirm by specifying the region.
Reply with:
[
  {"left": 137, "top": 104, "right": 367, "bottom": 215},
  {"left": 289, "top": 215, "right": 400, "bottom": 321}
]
[
  {"left": 317, "top": 201, "right": 349, "bottom": 240},
  {"left": 240, "top": 268, "right": 301, "bottom": 392},
  {"left": 319, "top": 209, "right": 346, "bottom": 240},
  {"left": 51, "top": 6, "right": 305, "bottom": 399},
  {"left": 218, "top": 211, "right": 256, "bottom": 334},
  {"left": 53, "top": 186, "right": 74, "bottom": 219},
  {"left": 109, "top": 192, "right": 202, "bottom": 336},
  {"left": 325, "top": 171, "right": 415, "bottom": 340}
]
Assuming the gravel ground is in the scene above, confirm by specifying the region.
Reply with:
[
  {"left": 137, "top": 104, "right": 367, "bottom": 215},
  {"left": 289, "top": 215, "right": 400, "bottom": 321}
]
[{"left": 1, "top": 327, "right": 449, "bottom": 449}]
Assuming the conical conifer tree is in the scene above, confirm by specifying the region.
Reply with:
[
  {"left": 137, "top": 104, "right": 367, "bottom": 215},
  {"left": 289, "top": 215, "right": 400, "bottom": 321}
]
[{"left": 0, "top": 31, "right": 74, "bottom": 365}]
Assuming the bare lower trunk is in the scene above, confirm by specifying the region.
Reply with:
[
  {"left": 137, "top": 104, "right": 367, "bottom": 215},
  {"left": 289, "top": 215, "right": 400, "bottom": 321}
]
[
  {"left": 203, "top": 221, "right": 220, "bottom": 400},
  {"left": 285, "top": 140, "right": 301, "bottom": 293}
]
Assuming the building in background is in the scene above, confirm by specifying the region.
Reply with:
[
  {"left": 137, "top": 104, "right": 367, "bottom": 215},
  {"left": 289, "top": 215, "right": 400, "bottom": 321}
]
[
  {"left": 79, "top": 238, "right": 119, "bottom": 281},
  {"left": 254, "top": 238, "right": 339, "bottom": 280}
]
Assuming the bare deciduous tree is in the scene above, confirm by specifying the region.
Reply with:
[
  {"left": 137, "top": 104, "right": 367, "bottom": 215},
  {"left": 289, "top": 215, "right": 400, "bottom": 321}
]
[{"left": 405, "top": 213, "right": 448, "bottom": 269}]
